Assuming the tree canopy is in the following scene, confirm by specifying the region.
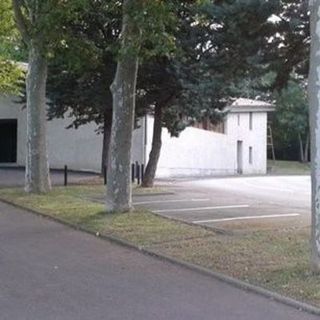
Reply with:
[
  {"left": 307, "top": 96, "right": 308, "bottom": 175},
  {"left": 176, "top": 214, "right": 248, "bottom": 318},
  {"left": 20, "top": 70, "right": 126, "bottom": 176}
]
[{"left": 0, "top": 0, "right": 24, "bottom": 95}]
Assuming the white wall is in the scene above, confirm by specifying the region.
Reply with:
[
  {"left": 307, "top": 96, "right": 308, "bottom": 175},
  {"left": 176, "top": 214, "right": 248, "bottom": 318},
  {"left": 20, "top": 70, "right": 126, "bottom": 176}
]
[
  {"left": 0, "top": 97, "right": 144, "bottom": 172},
  {"left": 146, "top": 116, "right": 236, "bottom": 178},
  {"left": 145, "top": 111, "right": 268, "bottom": 178},
  {"left": 0, "top": 96, "right": 268, "bottom": 176},
  {"left": 226, "top": 112, "right": 267, "bottom": 174}
]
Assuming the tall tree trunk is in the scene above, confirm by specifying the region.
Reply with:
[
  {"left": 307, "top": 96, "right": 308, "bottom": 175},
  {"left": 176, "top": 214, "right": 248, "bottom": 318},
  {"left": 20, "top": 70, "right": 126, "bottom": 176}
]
[
  {"left": 308, "top": 0, "right": 320, "bottom": 273},
  {"left": 298, "top": 133, "right": 304, "bottom": 163},
  {"left": 101, "top": 113, "right": 112, "bottom": 175},
  {"left": 106, "top": 0, "right": 139, "bottom": 212},
  {"left": 25, "top": 43, "right": 51, "bottom": 193},
  {"left": 142, "top": 104, "right": 163, "bottom": 188},
  {"left": 303, "top": 133, "right": 310, "bottom": 163}
]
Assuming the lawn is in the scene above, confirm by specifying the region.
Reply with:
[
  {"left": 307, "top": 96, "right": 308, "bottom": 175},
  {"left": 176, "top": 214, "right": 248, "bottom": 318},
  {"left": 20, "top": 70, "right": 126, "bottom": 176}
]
[
  {"left": 268, "top": 160, "right": 310, "bottom": 175},
  {"left": 0, "top": 186, "right": 319, "bottom": 307}
]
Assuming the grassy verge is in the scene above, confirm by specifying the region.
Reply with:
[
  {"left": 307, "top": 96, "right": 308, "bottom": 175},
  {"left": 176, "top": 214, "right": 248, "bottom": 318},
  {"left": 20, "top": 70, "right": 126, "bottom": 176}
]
[
  {"left": 0, "top": 186, "right": 319, "bottom": 307},
  {"left": 268, "top": 160, "right": 310, "bottom": 175}
]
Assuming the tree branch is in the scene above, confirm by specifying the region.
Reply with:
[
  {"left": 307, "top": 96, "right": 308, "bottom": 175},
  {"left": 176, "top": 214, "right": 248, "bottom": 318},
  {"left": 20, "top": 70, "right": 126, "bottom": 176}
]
[{"left": 12, "top": 0, "right": 31, "bottom": 43}]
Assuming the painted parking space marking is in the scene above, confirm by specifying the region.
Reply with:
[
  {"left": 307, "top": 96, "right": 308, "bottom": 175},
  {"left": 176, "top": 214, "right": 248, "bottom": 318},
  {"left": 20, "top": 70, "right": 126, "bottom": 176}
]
[
  {"left": 193, "top": 213, "right": 300, "bottom": 224},
  {"left": 153, "top": 204, "right": 250, "bottom": 213},
  {"left": 134, "top": 199, "right": 210, "bottom": 205}
]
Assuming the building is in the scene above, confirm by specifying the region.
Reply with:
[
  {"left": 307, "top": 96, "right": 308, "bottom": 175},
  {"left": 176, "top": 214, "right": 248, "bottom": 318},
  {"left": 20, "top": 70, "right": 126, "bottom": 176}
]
[{"left": 0, "top": 96, "right": 274, "bottom": 177}]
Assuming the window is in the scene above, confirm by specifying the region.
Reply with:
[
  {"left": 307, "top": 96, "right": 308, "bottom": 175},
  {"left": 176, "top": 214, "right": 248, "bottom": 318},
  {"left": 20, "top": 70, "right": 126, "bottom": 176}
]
[
  {"left": 249, "top": 112, "right": 253, "bottom": 130},
  {"left": 249, "top": 146, "right": 253, "bottom": 164},
  {"left": 237, "top": 114, "right": 240, "bottom": 126}
]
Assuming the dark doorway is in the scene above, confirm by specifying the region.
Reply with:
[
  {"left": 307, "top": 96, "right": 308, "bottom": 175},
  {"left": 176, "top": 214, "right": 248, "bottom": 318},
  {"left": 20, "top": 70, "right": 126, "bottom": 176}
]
[{"left": 0, "top": 119, "right": 17, "bottom": 163}]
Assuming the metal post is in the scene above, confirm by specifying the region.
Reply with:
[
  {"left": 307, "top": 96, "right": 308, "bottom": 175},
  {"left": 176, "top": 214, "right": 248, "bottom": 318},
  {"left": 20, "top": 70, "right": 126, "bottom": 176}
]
[
  {"left": 104, "top": 165, "right": 107, "bottom": 185},
  {"left": 136, "top": 163, "right": 141, "bottom": 185},
  {"left": 131, "top": 163, "right": 135, "bottom": 183},
  {"left": 64, "top": 165, "right": 68, "bottom": 186}
]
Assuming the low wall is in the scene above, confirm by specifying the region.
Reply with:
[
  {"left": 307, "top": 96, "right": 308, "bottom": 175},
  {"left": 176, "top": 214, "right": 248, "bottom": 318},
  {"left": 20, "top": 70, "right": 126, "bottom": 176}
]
[{"left": 145, "top": 116, "right": 236, "bottom": 178}]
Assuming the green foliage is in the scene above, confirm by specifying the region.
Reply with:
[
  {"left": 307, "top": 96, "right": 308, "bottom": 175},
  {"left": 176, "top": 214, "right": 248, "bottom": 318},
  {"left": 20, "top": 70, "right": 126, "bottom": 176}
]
[
  {"left": 0, "top": 0, "right": 15, "bottom": 38},
  {"left": 0, "top": 0, "right": 25, "bottom": 94},
  {"left": 275, "top": 80, "right": 308, "bottom": 135},
  {"left": 127, "top": 1, "right": 176, "bottom": 59},
  {"left": 13, "top": 0, "right": 88, "bottom": 55},
  {"left": 0, "top": 60, "right": 24, "bottom": 95},
  {"left": 272, "top": 79, "right": 309, "bottom": 161},
  {"left": 47, "top": 0, "right": 281, "bottom": 138},
  {"left": 262, "top": 0, "right": 309, "bottom": 89}
]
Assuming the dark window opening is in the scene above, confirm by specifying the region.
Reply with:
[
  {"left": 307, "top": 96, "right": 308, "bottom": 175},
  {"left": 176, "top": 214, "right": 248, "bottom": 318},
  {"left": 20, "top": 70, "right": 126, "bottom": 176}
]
[
  {"left": 0, "top": 119, "right": 17, "bottom": 163},
  {"left": 249, "top": 146, "right": 253, "bottom": 164},
  {"left": 249, "top": 112, "right": 253, "bottom": 130}
]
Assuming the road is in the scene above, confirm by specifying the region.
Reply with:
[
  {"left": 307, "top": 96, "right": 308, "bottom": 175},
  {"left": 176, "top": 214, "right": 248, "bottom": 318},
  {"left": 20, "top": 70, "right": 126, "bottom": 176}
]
[{"left": 0, "top": 201, "right": 317, "bottom": 320}]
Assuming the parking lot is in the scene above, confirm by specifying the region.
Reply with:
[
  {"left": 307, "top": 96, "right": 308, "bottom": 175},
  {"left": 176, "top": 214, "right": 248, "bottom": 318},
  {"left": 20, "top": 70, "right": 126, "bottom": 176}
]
[
  {"left": 0, "top": 168, "right": 311, "bottom": 232},
  {"left": 133, "top": 175, "right": 311, "bottom": 231}
]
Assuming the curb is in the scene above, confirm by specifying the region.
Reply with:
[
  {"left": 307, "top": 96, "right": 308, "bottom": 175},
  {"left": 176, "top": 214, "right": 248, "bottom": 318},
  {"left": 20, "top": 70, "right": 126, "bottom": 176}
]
[{"left": 1, "top": 198, "right": 320, "bottom": 316}]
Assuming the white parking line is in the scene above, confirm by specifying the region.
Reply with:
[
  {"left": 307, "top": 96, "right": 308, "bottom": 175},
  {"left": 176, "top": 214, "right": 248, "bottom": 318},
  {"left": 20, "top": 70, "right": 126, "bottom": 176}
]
[
  {"left": 153, "top": 204, "right": 250, "bottom": 213},
  {"left": 193, "top": 213, "right": 300, "bottom": 224},
  {"left": 134, "top": 199, "right": 210, "bottom": 205}
]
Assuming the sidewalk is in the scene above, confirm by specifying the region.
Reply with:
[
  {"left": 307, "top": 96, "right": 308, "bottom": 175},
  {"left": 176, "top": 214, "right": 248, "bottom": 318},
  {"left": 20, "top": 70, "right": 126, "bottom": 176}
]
[{"left": 0, "top": 201, "right": 317, "bottom": 320}]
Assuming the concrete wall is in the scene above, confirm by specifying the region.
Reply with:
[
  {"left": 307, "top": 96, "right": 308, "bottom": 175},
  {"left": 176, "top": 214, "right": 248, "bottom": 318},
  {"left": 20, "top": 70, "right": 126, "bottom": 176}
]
[
  {"left": 0, "top": 97, "right": 144, "bottom": 172},
  {"left": 145, "top": 116, "right": 236, "bottom": 178},
  {"left": 0, "top": 96, "right": 268, "bottom": 177},
  {"left": 226, "top": 112, "right": 267, "bottom": 174},
  {"left": 145, "top": 111, "right": 268, "bottom": 178}
]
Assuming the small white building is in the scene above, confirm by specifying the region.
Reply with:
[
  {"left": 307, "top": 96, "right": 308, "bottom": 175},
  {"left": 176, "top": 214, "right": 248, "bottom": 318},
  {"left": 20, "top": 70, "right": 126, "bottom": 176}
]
[{"left": 0, "top": 96, "right": 274, "bottom": 177}]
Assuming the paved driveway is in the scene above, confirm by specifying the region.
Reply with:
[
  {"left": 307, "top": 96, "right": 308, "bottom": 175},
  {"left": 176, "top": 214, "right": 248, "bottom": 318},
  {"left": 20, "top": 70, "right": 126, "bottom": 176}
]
[
  {"left": 134, "top": 175, "right": 311, "bottom": 231},
  {"left": 0, "top": 201, "right": 317, "bottom": 320},
  {"left": 0, "top": 167, "right": 98, "bottom": 187}
]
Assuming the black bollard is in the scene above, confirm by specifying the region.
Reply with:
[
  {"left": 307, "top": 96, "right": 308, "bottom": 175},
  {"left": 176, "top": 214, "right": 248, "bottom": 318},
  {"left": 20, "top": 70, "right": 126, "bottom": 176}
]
[
  {"left": 136, "top": 163, "right": 141, "bottom": 185},
  {"left": 131, "top": 163, "right": 135, "bottom": 183},
  {"left": 64, "top": 165, "right": 68, "bottom": 186},
  {"left": 104, "top": 165, "right": 107, "bottom": 185}
]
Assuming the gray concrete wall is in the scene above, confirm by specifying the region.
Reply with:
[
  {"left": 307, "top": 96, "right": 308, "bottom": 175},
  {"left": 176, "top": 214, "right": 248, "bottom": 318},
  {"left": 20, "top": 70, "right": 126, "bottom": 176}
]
[{"left": 0, "top": 96, "right": 144, "bottom": 172}]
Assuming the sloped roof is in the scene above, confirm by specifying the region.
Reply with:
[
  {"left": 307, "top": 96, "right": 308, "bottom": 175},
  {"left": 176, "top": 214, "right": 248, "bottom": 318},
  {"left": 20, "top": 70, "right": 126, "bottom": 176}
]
[{"left": 229, "top": 98, "right": 275, "bottom": 113}]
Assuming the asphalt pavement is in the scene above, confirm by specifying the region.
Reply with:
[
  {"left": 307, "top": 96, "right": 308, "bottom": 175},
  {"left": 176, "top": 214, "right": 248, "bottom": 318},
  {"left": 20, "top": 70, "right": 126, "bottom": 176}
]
[
  {"left": 132, "top": 176, "right": 311, "bottom": 230},
  {"left": 0, "top": 201, "right": 318, "bottom": 320},
  {"left": 0, "top": 167, "right": 98, "bottom": 187}
]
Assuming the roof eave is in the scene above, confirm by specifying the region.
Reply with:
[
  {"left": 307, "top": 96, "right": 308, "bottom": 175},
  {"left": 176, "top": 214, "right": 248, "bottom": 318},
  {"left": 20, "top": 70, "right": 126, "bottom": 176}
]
[{"left": 228, "top": 106, "right": 275, "bottom": 113}]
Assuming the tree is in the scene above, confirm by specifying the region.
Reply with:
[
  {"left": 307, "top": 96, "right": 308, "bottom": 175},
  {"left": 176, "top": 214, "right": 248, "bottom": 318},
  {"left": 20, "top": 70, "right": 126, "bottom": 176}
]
[
  {"left": 47, "top": 49, "right": 116, "bottom": 175},
  {"left": 275, "top": 79, "right": 309, "bottom": 162},
  {"left": 46, "top": 0, "right": 119, "bottom": 175},
  {"left": 106, "top": 0, "right": 139, "bottom": 212},
  {"left": 263, "top": 0, "right": 309, "bottom": 90},
  {"left": 11, "top": 0, "right": 84, "bottom": 193},
  {"left": 141, "top": 0, "right": 280, "bottom": 187},
  {"left": 308, "top": 0, "right": 320, "bottom": 273},
  {"left": 106, "top": 0, "right": 175, "bottom": 211},
  {"left": 46, "top": 0, "right": 280, "bottom": 191}
]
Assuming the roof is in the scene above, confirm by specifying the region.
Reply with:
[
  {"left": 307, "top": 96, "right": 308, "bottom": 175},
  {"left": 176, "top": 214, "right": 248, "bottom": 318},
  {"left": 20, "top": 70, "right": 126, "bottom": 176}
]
[{"left": 228, "top": 98, "right": 275, "bottom": 113}]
